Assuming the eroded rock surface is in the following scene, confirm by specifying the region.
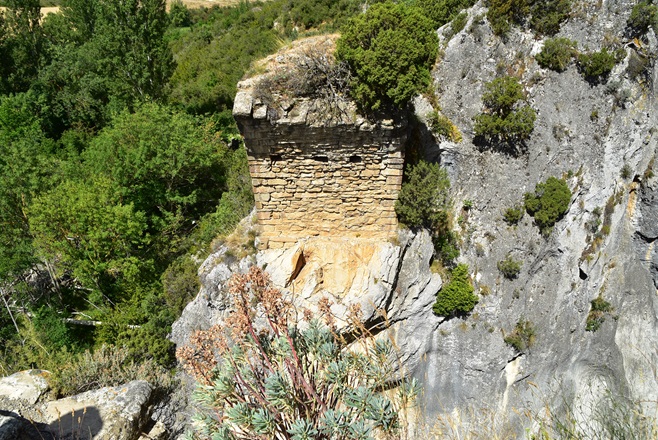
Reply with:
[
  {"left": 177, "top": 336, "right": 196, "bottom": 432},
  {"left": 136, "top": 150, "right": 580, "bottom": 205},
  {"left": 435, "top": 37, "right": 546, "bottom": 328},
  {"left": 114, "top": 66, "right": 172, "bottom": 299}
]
[{"left": 0, "top": 379, "right": 157, "bottom": 440}]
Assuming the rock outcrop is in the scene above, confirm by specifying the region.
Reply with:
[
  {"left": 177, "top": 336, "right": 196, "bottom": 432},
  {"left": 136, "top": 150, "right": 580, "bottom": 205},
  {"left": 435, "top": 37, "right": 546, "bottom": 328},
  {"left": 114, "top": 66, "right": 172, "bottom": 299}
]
[
  {"left": 0, "top": 378, "right": 159, "bottom": 440},
  {"left": 406, "top": 0, "right": 658, "bottom": 434}
]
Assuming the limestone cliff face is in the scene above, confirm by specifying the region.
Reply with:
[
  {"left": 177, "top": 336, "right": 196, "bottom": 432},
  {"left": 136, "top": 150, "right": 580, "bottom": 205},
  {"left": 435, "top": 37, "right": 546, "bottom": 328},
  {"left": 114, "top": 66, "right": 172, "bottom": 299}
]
[
  {"left": 233, "top": 36, "right": 405, "bottom": 249},
  {"left": 407, "top": 0, "right": 658, "bottom": 433}
]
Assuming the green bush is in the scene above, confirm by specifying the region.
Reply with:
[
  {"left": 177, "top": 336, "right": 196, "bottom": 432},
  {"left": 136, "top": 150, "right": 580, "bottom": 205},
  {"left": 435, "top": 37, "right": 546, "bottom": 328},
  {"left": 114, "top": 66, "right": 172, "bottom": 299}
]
[
  {"left": 169, "top": 0, "right": 192, "bottom": 28},
  {"left": 486, "top": 0, "right": 570, "bottom": 36},
  {"left": 528, "top": 0, "right": 571, "bottom": 36},
  {"left": 450, "top": 11, "right": 469, "bottom": 36},
  {"left": 503, "top": 205, "right": 524, "bottom": 225},
  {"left": 524, "top": 176, "right": 571, "bottom": 234},
  {"left": 433, "top": 264, "right": 478, "bottom": 317},
  {"left": 626, "top": 1, "right": 658, "bottom": 38},
  {"left": 396, "top": 161, "right": 451, "bottom": 231},
  {"left": 336, "top": 2, "right": 439, "bottom": 111},
  {"left": 536, "top": 37, "right": 577, "bottom": 72},
  {"left": 578, "top": 48, "right": 619, "bottom": 83},
  {"left": 497, "top": 255, "right": 522, "bottom": 279},
  {"left": 585, "top": 295, "right": 613, "bottom": 332},
  {"left": 414, "top": 0, "right": 476, "bottom": 29},
  {"left": 473, "top": 76, "right": 536, "bottom": 143},
  {"left": 486, "top": 0, "right": 529, "bottom": 36},
  {"left": 504, "top": 319, "right": 536, "bottom": 352},
  {"left": 178, "top": 268, "right": 418, "bottom": 439}
]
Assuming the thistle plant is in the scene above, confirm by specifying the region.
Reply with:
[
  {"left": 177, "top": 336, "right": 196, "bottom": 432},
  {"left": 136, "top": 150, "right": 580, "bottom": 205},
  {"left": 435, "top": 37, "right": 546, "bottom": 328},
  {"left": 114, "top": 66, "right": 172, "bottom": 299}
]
[{"left": 177, "top": 267, "right": 418, "bottom": 440}]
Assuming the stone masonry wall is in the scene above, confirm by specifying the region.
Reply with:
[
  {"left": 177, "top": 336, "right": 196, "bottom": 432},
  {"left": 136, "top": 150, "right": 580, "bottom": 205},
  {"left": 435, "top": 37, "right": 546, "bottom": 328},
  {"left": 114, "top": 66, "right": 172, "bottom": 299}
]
[
  {"left": 235, "top": 116, "right": 405, "bottom": 249},
  {"left": 233, "top": 35, "right": 407, "bottom": 249}
]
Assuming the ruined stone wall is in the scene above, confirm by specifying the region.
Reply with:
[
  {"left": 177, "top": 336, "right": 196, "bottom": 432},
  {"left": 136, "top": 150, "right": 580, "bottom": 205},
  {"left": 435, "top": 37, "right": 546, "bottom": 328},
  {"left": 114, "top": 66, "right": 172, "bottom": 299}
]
[
  {"left": 235, "top": 115, "right": 405, "bottom": 249},
  {"left": 232, "top": 35, "right": 407, "bottom": 249}
]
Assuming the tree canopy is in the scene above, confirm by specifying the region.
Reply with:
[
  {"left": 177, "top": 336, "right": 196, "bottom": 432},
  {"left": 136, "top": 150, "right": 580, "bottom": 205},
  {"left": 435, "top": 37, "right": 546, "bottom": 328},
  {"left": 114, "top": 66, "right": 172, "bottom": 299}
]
[{"left": 336, "top": 1, "right": 439, "bottom": 111}]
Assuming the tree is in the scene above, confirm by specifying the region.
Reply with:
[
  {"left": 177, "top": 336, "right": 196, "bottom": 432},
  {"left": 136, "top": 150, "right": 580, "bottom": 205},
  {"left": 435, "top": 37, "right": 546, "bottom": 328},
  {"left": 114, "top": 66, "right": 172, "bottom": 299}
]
[
  {"left": 177, "top": 267, "right": 418, "bottom": 439},
  {"left": 82, "top": 104, "right": 226, "bottom": 240},
  {"left": 336, "top": 2, "right": 439, "bottom": 111},
  {"left": 169, "top": 0, "right": 192, "bottom": 27},
  {"left": 0, "top": 94, "right": 55, "bottom": 280},
  {"left": 3, "top": 0, "right": 46, "bottom": 93},
  {"left": 94, "top": 0, "right": 173, "bottom": 101},
  {"left": 29, "top": 176, "right": 151, "bottom": 300}
]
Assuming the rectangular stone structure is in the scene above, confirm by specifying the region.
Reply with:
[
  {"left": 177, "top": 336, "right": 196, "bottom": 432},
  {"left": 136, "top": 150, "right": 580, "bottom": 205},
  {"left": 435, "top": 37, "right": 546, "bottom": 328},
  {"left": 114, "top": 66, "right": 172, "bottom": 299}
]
[{"left": 233, "top": 36, "right": 406, "bottom": 249}]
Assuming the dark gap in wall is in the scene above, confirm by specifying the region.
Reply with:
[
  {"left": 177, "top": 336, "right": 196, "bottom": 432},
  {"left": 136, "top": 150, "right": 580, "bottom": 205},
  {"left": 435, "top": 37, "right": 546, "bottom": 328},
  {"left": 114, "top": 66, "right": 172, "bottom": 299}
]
[
  {"left": 270, "top": 154, "right": 283, "bottom": 162},
  {"left": 313, "top": 156, "right": 329, "bottom": 163},
  {"left": 349, "top": 155, "right": 362, "bottom": 163}
]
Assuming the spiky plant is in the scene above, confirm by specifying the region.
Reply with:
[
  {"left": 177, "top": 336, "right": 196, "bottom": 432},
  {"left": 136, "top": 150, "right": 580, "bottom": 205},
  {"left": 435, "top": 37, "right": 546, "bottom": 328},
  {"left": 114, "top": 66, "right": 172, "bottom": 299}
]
[{"left": 177, "top": 267, "right": 418, "bottom": 440}]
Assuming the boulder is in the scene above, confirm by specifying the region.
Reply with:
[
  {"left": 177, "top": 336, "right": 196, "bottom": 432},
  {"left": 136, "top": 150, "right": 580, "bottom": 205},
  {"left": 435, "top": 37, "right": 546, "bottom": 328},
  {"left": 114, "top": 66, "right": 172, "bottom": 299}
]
[
  {"left": 0, "top": 370, "right": 49, "bottom": 405},
  {"left": 42, "top": 380, "right": 153, "bottom": 440}
]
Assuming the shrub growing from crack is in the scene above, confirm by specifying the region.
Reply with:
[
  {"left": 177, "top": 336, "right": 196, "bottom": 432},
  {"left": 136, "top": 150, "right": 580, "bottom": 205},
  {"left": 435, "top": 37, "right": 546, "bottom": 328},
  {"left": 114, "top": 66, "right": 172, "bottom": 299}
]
[
  {"left": 585, "top": 295, "right": 613, "bottom": 332},
  {"left": 433, "top": 264, "right": 478, "bottom": 317},
  {"left": 498, "top": 255, "right": 522, "bottom": 279},
  {"left": 504, "top": 319, "right": 536, "bottom": 352},
  {"left": 524, "top": 176, "right": 571, "bottom": 235},
  {"left": 473, "top": 76, "right": 536, "bottom": 144}
]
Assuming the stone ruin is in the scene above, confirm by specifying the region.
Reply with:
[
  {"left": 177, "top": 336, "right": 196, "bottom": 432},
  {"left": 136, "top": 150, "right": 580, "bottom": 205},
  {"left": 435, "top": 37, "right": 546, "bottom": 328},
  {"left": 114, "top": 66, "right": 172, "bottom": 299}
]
[{"left": 233, "top": 36, "right": 407, "bottom": 249}]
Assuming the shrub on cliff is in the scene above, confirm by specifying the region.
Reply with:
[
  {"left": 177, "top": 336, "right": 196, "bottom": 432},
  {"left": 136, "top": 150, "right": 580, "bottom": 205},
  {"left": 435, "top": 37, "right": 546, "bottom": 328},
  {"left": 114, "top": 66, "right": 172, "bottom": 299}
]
[
  {"left": 396, "top": 161, "right": 451, "bottom": 231},
  {"left": 524, "top": 176, "right": 571, "bottom": 235},
  {"left": 473, "top": 76, "right": 536, "bottom": 144},
  {"left": 577, "top": 48, "right": 620, "bottom": 84},
  {"left": 504, "top": 319, "right": 536, "bottom": 352},
  {"left": 336, "top": 2, "right": 439, "bottom": 111},
  {"left": 433, "top": 264, "right": 478, "bottom": 317},
  {"left": 178, "top": 267, "right": 418, "bottom": 439},
  {"left": 536, "top": 37, "right": 578, "bottom": 72},
  {"left": 486, "top": 0, "right": 570, "bottom": 36},
  {"left": 626, "top": 1, "right": 658, "bottom": 38}
]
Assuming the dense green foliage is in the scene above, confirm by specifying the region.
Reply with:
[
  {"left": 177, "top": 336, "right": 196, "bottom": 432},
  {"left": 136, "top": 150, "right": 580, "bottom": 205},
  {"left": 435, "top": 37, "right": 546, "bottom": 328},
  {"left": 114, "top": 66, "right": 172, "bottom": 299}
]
[
  {"left": 524, "top": 177, "right": 571, "bottom": 234},
  {"left": 473, "top": 76, "right": 536, "bottom": 144},
  {"left": 626, "top": 1, "right": 658, "bottom": 38},
  {"left": 536, "top": 37, "right": 577, "bottom": 72},
  {"left": 577, "top": 48, "right": 620, "bottom": 83},
  {"left": 336, "top": 1, "right": 439, "bottom": 111},
  {"left": 433, "top": 264, "right": 478, "bottom": 317},
  {"left": 0, "top": 0, "right": 269, "bottom": 377},
  {"left": 504, "top": 319, "right": 536, "bottom": 352},
  {"left": 413, "top": 0, "right": 476, "bottom": 29},
  {"left": 396, "top": 161, "right": 451, "bottom": 231},
  {"left": 486, "top": 0, "right": 570, "bottom": 36},
  {"left": 179, "top": 268, "right": 418, "bottom": 440},
  {"left": 395, "top": 161, "right": 459, "bottom": 262}
]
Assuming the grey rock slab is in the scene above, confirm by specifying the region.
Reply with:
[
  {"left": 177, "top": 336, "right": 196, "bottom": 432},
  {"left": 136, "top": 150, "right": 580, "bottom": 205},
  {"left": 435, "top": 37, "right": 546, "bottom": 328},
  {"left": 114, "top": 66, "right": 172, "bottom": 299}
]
[
  {"left": 43, "top": 380, "right": 153, "bottom": 440},
  {"left": 0, "top": 370, "right": 49, "bottom": 405}
]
